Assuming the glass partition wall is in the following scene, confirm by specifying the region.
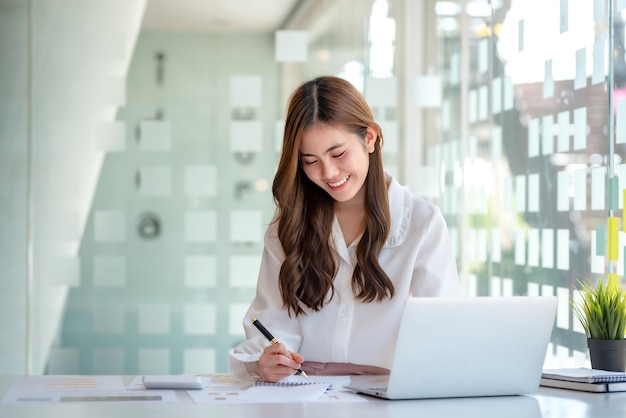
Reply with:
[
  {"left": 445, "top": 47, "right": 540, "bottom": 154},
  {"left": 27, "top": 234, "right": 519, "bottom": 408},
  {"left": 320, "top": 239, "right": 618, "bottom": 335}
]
[
  {"left": 431, "top": 0, "right": 623, "bottom": 367},
  {"left": 1, "top": 0, "right": 623, "bottom": 375}
]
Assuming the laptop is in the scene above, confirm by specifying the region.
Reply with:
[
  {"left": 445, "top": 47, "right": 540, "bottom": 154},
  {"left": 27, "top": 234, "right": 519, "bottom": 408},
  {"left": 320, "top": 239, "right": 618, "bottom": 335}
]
[{"left": 345, "top": 296, "right": 557, "bottom": 400}]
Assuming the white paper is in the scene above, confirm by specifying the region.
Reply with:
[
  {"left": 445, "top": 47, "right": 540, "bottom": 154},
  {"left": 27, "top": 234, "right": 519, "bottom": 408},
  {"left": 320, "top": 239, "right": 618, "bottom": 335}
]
[
  {"left": 239, "top": 383, "right": 330, "bottom": 402},
  {"left": 8, "top": 376, "right": 125, "bottom": 392},
  {"left": 186, "top": 375, "right": 364, "bottom": 404},
  {"left": 2, "top": 390, "right": 176, "bottom": 404}
]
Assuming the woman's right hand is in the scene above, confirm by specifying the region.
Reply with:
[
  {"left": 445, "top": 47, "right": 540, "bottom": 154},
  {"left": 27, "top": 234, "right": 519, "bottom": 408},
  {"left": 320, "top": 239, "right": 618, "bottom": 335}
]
[{"left": 257, "top": 343, "right": 305, "bottom": 383}]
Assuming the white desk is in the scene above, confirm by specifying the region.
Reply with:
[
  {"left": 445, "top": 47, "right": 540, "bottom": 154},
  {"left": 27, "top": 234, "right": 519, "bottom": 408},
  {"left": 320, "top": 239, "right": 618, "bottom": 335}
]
[{"left": 1, "top": 376, "right": 625, "bottom": 418}]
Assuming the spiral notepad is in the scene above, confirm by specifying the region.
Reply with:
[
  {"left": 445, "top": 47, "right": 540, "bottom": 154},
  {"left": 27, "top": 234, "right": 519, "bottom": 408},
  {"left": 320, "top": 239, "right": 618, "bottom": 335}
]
[
  {"left": 241, "top": 382, "right": 331, "bottom": 402},
  {"left": 542, "top": 368, "right": 626, "bottom": 383},
  {"left": 255, "top": 381, "right": 314, "bottom": 387},
  {"left": 254, "top": 375, "right": 350, "bottom": 389}
]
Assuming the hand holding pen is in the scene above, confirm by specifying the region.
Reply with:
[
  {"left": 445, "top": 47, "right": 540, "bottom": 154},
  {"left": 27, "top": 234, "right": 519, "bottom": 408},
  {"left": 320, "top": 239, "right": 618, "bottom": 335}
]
[{"left": 251, "top": 317, "right": 309, "bottom": 380}]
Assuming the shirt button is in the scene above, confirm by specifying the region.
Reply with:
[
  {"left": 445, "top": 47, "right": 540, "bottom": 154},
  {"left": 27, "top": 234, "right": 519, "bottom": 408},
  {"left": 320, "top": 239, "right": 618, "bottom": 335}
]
[{"left": 341, "top": 307, "right": 350, "bottom": 315}]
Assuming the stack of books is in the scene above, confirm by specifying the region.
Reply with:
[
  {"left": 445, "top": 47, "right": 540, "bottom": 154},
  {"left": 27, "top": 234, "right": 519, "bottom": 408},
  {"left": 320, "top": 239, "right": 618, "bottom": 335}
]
[{"left": 541, "top": 368, "right": 626, "bottom": 393}]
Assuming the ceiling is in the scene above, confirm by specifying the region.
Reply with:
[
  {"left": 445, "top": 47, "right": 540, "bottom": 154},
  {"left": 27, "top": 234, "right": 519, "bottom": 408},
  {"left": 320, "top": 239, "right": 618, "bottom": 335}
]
[{"left": 141, "top": 0, "right": 302, "bottom": 33}]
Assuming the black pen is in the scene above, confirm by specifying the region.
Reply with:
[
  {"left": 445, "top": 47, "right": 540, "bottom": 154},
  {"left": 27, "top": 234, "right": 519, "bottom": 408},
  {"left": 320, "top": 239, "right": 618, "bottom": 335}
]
[{"left": 251, "top": 317, "right": 308, "bottom": 378}]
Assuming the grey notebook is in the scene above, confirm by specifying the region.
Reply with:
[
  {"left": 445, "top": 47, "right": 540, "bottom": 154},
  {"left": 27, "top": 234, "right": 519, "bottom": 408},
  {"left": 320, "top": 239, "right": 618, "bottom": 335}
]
[{"left": 345, "top": 296, "right": 557, "bottom": 400}]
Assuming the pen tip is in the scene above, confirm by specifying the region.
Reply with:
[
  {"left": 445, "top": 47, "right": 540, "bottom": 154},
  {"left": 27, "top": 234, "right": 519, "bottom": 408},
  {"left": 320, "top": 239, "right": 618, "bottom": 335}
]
[{"left": 301, "top": 371, "right": 308, "bottom": 379}]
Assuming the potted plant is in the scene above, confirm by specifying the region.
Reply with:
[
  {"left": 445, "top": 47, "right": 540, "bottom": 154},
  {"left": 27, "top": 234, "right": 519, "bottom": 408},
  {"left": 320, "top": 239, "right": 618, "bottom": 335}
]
[{"left": 571, "top": 278, "right": 626, "bottom": 371}]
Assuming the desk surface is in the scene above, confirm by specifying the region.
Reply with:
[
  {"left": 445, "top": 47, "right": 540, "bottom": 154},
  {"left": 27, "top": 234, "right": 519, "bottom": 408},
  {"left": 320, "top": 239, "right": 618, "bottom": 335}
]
[{"left": 0, "top": 376, "right": 625, "bottom": 418}]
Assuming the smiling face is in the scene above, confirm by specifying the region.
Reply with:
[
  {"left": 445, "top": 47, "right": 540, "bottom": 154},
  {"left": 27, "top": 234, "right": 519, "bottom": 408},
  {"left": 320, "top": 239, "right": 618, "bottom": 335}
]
[{"left": 299, "top": 124, "right": 377, "bottom": 206}]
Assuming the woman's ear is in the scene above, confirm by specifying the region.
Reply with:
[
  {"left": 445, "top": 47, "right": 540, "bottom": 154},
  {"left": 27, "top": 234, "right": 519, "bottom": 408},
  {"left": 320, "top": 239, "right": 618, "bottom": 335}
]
[{"left": 365, "top": 126, "right": 378, "bottom": 153}]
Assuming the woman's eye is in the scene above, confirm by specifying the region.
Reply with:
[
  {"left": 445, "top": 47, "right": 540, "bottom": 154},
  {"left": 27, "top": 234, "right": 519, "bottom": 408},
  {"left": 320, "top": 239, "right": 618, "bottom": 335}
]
[
  {"left": 333, "top": 151, "right": 346, "bottom": 158},
  {"left": 302, "top": 159, "right": 317, "bottom": 166}
]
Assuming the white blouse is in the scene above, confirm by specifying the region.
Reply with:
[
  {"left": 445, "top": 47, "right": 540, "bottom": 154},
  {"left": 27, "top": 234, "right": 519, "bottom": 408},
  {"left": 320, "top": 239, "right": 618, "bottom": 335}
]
[{"left": 228, "top": 177, "right": 461, "bottom": 381}]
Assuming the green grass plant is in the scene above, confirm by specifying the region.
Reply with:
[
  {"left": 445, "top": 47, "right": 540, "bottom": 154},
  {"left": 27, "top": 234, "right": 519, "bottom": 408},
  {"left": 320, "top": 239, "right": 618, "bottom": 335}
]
[{"left": 572, "top": 279, "right": 626, "bottom": 340}]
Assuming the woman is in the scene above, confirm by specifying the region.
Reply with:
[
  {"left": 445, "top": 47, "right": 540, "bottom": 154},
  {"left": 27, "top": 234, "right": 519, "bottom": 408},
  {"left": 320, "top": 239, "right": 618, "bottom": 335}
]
[{"left": 229, "top": 76, "right": 460, "bottom": 382}]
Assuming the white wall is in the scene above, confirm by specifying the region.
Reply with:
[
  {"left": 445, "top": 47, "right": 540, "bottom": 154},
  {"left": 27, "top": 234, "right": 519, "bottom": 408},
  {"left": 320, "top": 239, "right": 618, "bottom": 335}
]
[{"left": 0, "top": 0, "right": 146, "bottom": 374}]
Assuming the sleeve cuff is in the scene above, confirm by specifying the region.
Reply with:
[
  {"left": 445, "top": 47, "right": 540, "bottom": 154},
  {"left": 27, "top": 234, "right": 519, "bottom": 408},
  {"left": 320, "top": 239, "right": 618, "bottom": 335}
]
[{"left": 228, "top": 351, "right": 262, "bottom": 383}]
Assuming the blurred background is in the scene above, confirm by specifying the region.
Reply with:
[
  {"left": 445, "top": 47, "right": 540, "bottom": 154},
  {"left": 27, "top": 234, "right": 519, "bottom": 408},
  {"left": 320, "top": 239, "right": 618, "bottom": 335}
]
[{"left": 1, "top": 0, "right": 624, "bottom": 375}]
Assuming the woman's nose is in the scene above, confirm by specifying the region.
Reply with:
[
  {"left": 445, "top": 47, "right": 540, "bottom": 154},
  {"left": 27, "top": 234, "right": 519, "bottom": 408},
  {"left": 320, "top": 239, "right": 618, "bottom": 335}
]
[{"left": 321, "top": 162, "right": 339, "bottom": 179}]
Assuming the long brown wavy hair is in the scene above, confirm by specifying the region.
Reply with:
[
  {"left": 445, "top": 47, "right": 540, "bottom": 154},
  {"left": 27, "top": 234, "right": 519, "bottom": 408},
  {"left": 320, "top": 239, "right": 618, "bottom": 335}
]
[{"left": 272, "top": 76, "right": 394, "bottom": 316}]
